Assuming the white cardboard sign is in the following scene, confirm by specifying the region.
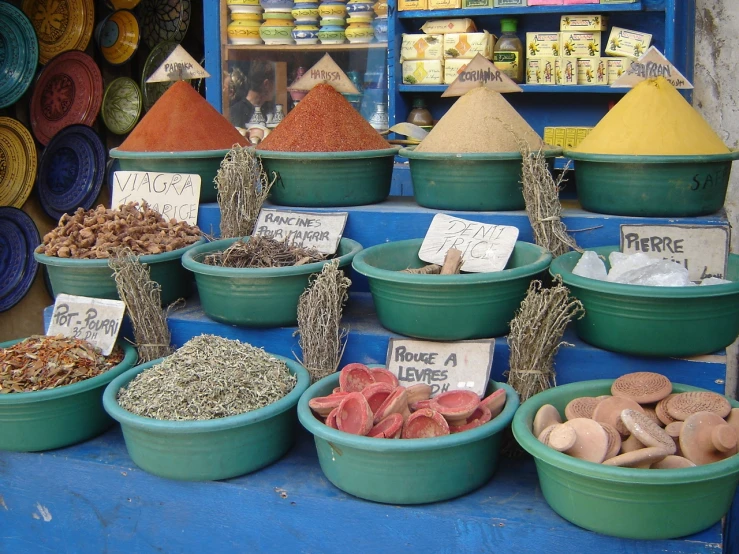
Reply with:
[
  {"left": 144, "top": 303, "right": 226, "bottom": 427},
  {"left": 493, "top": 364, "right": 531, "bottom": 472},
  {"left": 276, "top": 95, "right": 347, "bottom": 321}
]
[
  {"left": 610, "top": 46, "right": 693, "bottom": 89},
  {"left": 620, "top": 224, "right": 730, "bottom": 281},
  {"left": 289, "top": 53, "right": 360, "bottom": 94},
  {"left": 385, "top": 338, "right": 495, "bottom": 397},
  {"left": 253, "top": 209, "right": 348, "bottom": 254},
  {"left": 112, "top": 170, "right": 201, "bottom": 225},
  {"left": 442, "top": 53, "right": 523, "bottom": 97},
  {"left": 146, "top": 44, "right": 210, "bottom": 83},
  {"left": 47, "top": 294, "right": 126, "bottom": 356},
  {"left": 418, "top": 214, "right": 519, "bottom": 273}
]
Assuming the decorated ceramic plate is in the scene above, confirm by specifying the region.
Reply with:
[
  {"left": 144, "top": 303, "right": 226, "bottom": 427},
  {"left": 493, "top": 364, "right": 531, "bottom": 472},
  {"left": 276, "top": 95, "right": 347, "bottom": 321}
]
[
  {"left": 30, "top": 50, "right": 103, "bottom": 146},
  {"left": 141, "top": 39, "right": 178, "bottom": 112},
  {"left": 95, "top": 9, "right": 141, "bottom": 65},
  {"left": 0, "top": 117, "right": 38, "bottom": 209},
  {"left": 137, "top": 0, "right": 191, "bottom": 49},
  {"left": 37, "top": 124, "right": 106, "bottom": 220},
  {"left": 102, "top": 77, "right": 142, "bottom": 135},
  {"left": 107, "top": 0, "right": 141, "bottom": 8},
  {"left": 0, "top": 206, "right": 40, "bottom": 312},
  {"left": 0, "top": 3, "right": 39, "bottom": 109},
  {"left": 22, "top": 0, "right": 95, "bottom": 65}
]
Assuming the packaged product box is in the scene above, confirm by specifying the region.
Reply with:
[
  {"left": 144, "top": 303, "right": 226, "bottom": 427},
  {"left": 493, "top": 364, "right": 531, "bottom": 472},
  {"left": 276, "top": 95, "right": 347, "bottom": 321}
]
[
  {"left": 560, "top": 15, "right": 608, "bottom": 31},
  {"left": 565, "top": 127, "right": 579, "bottom": 148},
  {"left": 553, "top": 127, "right": 567, "bottom": 147},
  {"left": 402, "top": 60, "right": 444, "bottom": 85},
  {"left": 563, "top": 0, "right": 598, "bottom": 4},
  {"left": 561, "top": 31, "right": 601, "bottom": 57},
  {"left": 600, "top": 0, "right": 636, "bottom": 3},
  {"left": 463, "top": 0, "right": 491, "bottom": 7},
  {"left": 605, "top": 27, "right": 652, "bottom": 59},
  {"left": 400, "top": 34, "right": 444, "bottom": 61},
  {"left": 543, "top": 127, "right": 555, "bottom": 145},
  {"left": 556, "top": 57, "right": 576, "bottom": 84},
  {"left": 576, "top": 126, "right": 592, "bottom": 145},
  {"left": 607, "top": 57, "right": 633, "bottom": 83},
  {"left": 443, "top": 32, "right": 495, "bottom": 59},
  {"left": 444, "top": 58, "right": 471, "bottom": 84},
  {"left": 526, "top": 57, "right": 557, "bottom": 85},
  {"left": 429, "top": 0, "right": 462, "bottom": 10},
  {"left": 576, "top": 56, "right": 607, "bottom": 85},
  {"left": 494, "top": 0, "right": 526, "bottom": 6},
  {"left": 399, "top": 0, "right": 427, "bottom": 10},
  {"left": 526, "top": 32, "right": 561, "bottom": 57},
  {"left": 421, "top": 18, "right": 477, "bottom": 34},
  {"left": 528, "top": 0, "right": 562, "bottom": 4}
]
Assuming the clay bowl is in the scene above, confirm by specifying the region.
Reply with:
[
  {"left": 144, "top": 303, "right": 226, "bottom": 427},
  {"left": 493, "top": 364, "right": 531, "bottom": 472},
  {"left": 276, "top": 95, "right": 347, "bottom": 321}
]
[
  {"left": 512, "top": 379, "right": 739, "bottom": 540},
  {"left": 298, "top": 371, "right": 519, "bottom": 504}
]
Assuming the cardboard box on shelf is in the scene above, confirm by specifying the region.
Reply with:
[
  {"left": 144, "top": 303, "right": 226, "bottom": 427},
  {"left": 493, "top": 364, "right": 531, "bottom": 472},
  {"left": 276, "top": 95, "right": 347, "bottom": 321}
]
[
  {"left": 556, "top": 57, "right": 576, "bottom": 84},
  {"left": 421, "top": 18, "right": 477, "bottom": 34},
  {"left": 402, "top": 60, "right": 444, "bottom": 84},
  {"left": 607, "top": 57, "right": 633, "bottom": 83},
  {"left": 577, "top": 56, "right": 607, "bottom": 85},
  {"left": 429, "top": 0, "right": 462, "bottom": 10},
  {"left": 494, "top": 0, "right": 526, "bottom": 6},
  {"left": 528, "top": 0, "right": 563, "bottom": 4},
  {"left": 526, "top": 32, "right": 561, "bottom": 57},
  {"left": 563, "top": 0, "right": 599, "bottom": 4},
  {"left": 561, "top": 31, "right": 601, "bottom": 57},
  {"left": 399, "top": 0, "right": 428, "bottom": 9},
  {"left": 526, "top": 57, "right": 557, "bottom": 85},
  {"left": 560, "top": 15, "right": 608, "bottom": 31},
  {"left": 400, "top": 34, "right": 444, "bottom": 61},
  {"left": 605, "top": 27, "right": 652, "bottom": 59},
  {"left": 600, "top": 0, "right": 636, "bottom": 3},
  {"left": 576, "top": 127, "right": 592, "bottom": 144},
  {"left": 444, "top": 58, "right": 471, "bottom": 83},
  {"left": 443, "top": 32, "right": 495, "bottom": 59},
  {"left": 463, "top": 0, "right": 491, "bottom": 7}
]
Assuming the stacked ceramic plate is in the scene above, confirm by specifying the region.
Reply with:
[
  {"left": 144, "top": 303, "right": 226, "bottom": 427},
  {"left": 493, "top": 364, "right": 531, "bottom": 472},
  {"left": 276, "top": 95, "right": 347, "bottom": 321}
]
[
  {"left": 22, "top": 0, "right": 94, "bottom": 65},
  {"left": 0, "top": 3, "right": 39, "bottom": 109},
  {"left": 0, "top": 118, "right": 37, "bottom": 209},
  {"left": 137, "top": 0, "right": 191, "bottom": 49},
  {"left": 0, "top": 207, "right": 40, "bottom": 312}
]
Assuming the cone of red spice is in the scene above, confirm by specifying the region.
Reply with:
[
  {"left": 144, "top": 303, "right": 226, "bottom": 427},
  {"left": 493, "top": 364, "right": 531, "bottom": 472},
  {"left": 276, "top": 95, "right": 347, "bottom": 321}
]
[
  {"left": 256, "top": 83, "right": 390, "bottom": 152},
  {"left": 118, "top": 81, "right": 248, "bottom": 152}
]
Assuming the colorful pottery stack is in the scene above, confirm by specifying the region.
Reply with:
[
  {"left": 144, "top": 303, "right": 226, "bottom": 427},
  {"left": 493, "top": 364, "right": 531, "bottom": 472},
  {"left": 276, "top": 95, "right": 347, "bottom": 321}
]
[
  {"left": 227, "top": 0, "right": 263, "bottom": 44},
  {"left": 345, "top": 0, "right": 374, "bottom": 44},
  {"left": 318, "top": 0, "right": 346, "bottom": 44},
  {"left": 288, "top": 67, "right": 308, "bottom": 108},
  {"left": 291, "top": 1, "right": 319, "bottom": 44},
  {"left": 372, "top": 0, "right": 388, "bottom": 42},
  {"left": 260, "top": 0, "right": 295, "bottom": 44}
]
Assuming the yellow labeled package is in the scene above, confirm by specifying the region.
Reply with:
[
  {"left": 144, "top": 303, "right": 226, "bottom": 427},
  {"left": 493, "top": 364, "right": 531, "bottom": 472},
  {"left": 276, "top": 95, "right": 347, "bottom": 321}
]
[
  {"left": 526, "top": 57, "right": 557, "bottom": 85},
  {"left": 526, "top": 32, "right": 561, "bottom": 57},
  {"left": 421, "top": 18, "right": 477, "bottom": 34},
  {"left": 577, "top": 57, "right": 607, "bottom": 85},
  {"left": 607, "top": 57, "right": 633, "bottom": 83},
  {"left": 402, "top": 60, "right": 444, "bottom": 84},
  {"left": 443, "top": 32, "right": 494, "bottom": 59},
  {"left": 575, "top": 127, "right": 592, "bottom": 146},
  {"left": 429, "top": 0, "right": 461, "bottom": 9},
  {"left": 556, "top": 57, "right": 575, "bottom": 85},
  {"left": 399, "top": 0, "right": 427, "bottom": 10},
  {"left": 553, "top": 127, "right": 567, "bottom": 147},
  {"left": 560, "top": 15, "right": 608, "bottom": 32},
  {"left": 565, "top": 127, "right": 579, "bottom": 149},
  {"left": 544, "top": 127, "right": 555, "bottom": 145},
  {"left": 400, "top": 34, "right": 444, "bottom": 61},
  {"left": 444, "top": 58, "right": 471, "bottom": 84},
  {"left": 561, "top": 31, "right": 601, "bottom": 57},
  {"left": 605, "top": 27, "right": 652, "bottom": 59}
]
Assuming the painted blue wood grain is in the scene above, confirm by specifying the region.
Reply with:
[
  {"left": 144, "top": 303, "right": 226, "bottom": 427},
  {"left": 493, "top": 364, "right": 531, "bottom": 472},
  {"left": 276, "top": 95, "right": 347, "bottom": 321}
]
[{"left": 203, "top": 0, "right": 222, "bottom": 112}]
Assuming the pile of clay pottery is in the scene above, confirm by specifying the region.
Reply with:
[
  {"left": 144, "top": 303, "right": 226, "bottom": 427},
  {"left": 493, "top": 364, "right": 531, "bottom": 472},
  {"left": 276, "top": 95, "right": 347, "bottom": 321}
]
[
  {"left": 372, "top": 0, "right": 387, "bottom": 42},
  {"left": 345, "top": 0, "right": 374, "bottom": 43},
  {"left": 318, "top": 0, "right": 346, "bottom": 44},
  {"left": 260, "top": 0, "right": 295, "bottom": 44},
  {"left": 291, "top": 1, "right": 319, "bottom": 44},
  {"left": 227, "top": 0, "right": 264, "bottom": 44}
]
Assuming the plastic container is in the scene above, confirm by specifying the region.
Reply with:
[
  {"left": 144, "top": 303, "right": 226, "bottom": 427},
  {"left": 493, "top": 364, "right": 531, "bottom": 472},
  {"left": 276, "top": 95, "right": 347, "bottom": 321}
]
[
  {"left": 493, "top": 18, "right": 524, "bottom": 83},
  {"left": 562, "top": 150, "right": 739, "bottom": 217},
  {"left": 400, "top": 147, "right": 561, "bottom": 211},
  {"left": 35, "top": 239, "right": 203, "bottom": 306},
  {"left": 549, "top": 246, "right": 739, "bottom": 357},
  {"left": 255, "top": 147, "right": 398, "bottom": 207},
  {"left": 298, "top": 371, "right": 520, "bottom": 504},
  {"left": 0, "top": 339, "right": 137, "bottom": 451},
  {"left": 103, "top": 353, "right": 311, "bottom": 480},
  {"left": 512, "top": 379, "right": 739, "bottom": 539},
  {"left": 352, "top": 238, "right": 552, "bottom": 340},
  {"left": 182, "top": 236, "right": 363, "bottom": 327}
]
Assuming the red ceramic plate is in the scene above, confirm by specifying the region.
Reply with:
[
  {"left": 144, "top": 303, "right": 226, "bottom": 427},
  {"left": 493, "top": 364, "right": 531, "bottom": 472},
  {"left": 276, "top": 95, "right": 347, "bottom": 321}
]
[{"left": 30, "top": 51, "right": 103, "bottom": 146}]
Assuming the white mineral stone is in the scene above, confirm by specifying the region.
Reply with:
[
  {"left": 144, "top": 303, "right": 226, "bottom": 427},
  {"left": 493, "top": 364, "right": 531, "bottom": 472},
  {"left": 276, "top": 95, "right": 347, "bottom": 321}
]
[
  {"left": 606, "top": 252, "right": 660, "bottom": 282},
  {"left": 572, "top": 251, "right": 607, "bottom": 280},
  {"left": 700, "top": 277, "right": 733, "bottom": 286},
  {"left": 611, "top": 259, "right": 694, "bottom": 287}
]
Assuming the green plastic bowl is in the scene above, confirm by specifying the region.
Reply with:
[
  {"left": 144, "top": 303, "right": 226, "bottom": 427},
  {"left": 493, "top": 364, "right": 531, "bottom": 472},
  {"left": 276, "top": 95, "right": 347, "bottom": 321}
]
[
  {"left": 256, "top": 147, "right": 398, "bottom": 207},
  {"left": 182, "top": 236, "right": 363, "bottom": 327},
  {"left": 512, "top": 379, "right": 739, "bottom": 540},
  {"left": 563, "top": 150, "right": 739, "bottom": 217},
  {"left": 298, "top": 371, "right": 520, "bottom": 504},
  {"left": 400, "top": 147, "right": 562, "bottom": 211},
  {"left": 109, "top": 147, "right": 231, "bottom": 202},
  {"left": 352, "top": 238, "right": 552, "bottom": 340},
  {"left": 0, "top": 339, "right": 137, "bottom": 452},
  {"left": 34, "top": 239, "right": 204, "bottom": 306},
  {"left": 550, "top": 246, "right": 739, "bottom": 357},
  {"left": 103, "top": 353, "right": 311, "bottom": 481}
]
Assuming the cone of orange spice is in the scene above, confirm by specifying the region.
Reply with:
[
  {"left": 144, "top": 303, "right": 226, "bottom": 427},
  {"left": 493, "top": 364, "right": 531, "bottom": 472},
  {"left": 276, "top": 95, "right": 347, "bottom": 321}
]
[{"left": 257, "top": 84, "right": 389, "bottom": 152}]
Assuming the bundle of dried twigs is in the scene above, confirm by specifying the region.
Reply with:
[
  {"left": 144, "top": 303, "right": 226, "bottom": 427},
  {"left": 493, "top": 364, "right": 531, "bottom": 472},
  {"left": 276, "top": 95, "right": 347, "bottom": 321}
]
[{"left": 202, "top": 236, "right": 328, "bottom": 268}]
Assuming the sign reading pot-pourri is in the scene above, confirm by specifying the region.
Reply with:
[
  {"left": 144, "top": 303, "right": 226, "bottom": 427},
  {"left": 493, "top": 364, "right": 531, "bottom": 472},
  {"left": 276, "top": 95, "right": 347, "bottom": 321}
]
[
  {"left": 385, "top": 338, "right": 495, "bottom": 397},
  {"left": 620, "top": 224, "right": 730, "bottom": 281},
  {"left": 419, "top": 214, "right": 519, "bottom": 273},
  {"left": 253, "top": 208, "right": 348, "bottom": 255},
  {"left": 47, "top": 294, "right": 126, "bottom": 356},
  {"left": 111, "top": 171, "right": 201, "bottom": 225}
]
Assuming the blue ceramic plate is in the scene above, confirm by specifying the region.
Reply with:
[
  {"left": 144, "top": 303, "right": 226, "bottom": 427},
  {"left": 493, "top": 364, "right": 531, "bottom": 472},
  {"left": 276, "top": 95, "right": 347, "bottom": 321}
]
[
  {"left": 0, "top": 3, "right": 39, "bottom": 109},
  {"left": 0, "top": 207, "right": 39, "bottom": 312},
  {"left": 37, "top": 125, "right": 106, "bottom": 220}
]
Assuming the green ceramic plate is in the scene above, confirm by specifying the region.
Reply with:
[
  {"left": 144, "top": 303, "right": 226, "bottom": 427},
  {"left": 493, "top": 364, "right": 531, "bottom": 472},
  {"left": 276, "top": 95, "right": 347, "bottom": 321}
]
[{"left": 102, "top": 77, "right": 143, "bottom": 135}]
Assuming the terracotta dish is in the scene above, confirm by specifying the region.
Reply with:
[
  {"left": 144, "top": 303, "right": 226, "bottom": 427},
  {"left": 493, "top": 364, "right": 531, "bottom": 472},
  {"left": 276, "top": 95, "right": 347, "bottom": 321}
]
[
  {"left": 611, "top": 371, "right": 672, "bottom": 404},
  {"left": 339, "top": 363, "right": 375, "bottom": 393},
  {"left": 602, "top": 447, "right": 672, "bottom": 468},
  {"left": 336, "top": 392, "right": 373, "bottom": 435},
  {"left": 592, "top": 396, "right": 644, "bottom": 436},
  {"left": 402, "top": 409, "right": 450, "bottom": 439},
  {"left": 667, "top": 392, "right": 732, "bottom": 421},
  {"left": 620, "top": 408, "right": 676, "bottom": 454},
  {"left": 562, "top": 418, "right": 609, "bottom": 463},
  {"left": 680, "top": 411, "right": 738, "bottom": 465},
  {"left": 564, "top": 396, "right": 600, "bottom": 420},
  {"left": 534, "top": 404, "right": 562, "bottom": 437}
]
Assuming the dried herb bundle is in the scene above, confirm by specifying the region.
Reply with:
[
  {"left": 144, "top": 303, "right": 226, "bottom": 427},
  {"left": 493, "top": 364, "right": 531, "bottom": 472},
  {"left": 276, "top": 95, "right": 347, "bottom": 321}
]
[
  {"left": 295, "top": 260, "right": 351, "bottom": 383},
  {"left": 116, "top": 334, "right": 296, "bottom": 420},
  {"left": 109, "top": 248, "right": 174, "bottom": 363},
  {"left": 215, "top": 145, "right": 275, "bottom": 238},
  {"left": 0, "top": 335, "right": 123, "bottom": 393},
  {"left": 506, "top": 277, "right": 584, "bottom": 403},
  {"left": 202, "top": 235, "right": 328, "bottom": 268}
]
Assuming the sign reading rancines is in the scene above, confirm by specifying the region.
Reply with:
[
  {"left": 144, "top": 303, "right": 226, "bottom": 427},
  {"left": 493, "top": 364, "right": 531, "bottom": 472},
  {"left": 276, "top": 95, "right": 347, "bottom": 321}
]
[{"left": 253, "top": 209, "right": 348, "bottom": 254}]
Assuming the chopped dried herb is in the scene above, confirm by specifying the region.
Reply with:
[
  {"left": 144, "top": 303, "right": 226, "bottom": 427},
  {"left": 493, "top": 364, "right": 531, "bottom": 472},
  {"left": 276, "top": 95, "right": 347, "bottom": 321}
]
[{"left": 202, "top": 235, "right": 328, "bottom": 268}]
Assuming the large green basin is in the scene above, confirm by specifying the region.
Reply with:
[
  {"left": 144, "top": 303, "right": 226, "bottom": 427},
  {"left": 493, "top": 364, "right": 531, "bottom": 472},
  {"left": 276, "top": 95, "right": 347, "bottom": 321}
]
[
  {"left": 298, "top": 371, "right": 519, "bottom": 504},
  {"left": 512, "top": 379, "right": 739, "bottom": 540},
  {"left": 182, "top": 236, "right": 363, "bottom": 327},
  {"left": 352, "top": 238, "right": 552, "bottom": 339},
  {"left": 0, "top": 339, "right": 137, "bottom": 452},
  {"left": 400, "top": 147, "right": 562, "bottom": 211},
  {"left": 563, "top": 150, "right": 739, "bottom": 217},
  {"left": 256, "top": 147, "right": 398, "bottom": 207},
  {"left": 550, "top": 246, "right": 739, "bottom": 357},
  {"left": 103, "top": 354, "right": 310, "bottom": 481}
]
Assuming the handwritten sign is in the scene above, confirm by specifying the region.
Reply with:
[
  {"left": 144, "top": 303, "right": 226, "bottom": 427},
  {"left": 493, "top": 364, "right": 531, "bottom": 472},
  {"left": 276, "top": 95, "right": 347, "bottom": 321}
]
[
  {"left": 620, "top": 224, "right": 730, "bottom": 281},
  {"left": 289, "top": 54, "right": 359, "bottom": 94},
  {"left": 611, "top": 46, "right": 693, "bottom": 90},
  {"left": 385, "top": 338, "right": 495, "bottom": 397},
  {"left": 146, "top": 44, "right": 210, "bottom": 83},
  {"left": 253, "top": 209, "right": 348, "bottom": 254},
  {"left": 442, "top": 53, "right": 522, "bottom": 97},
  {"left": 112, "top": 170, "right": 201, "bottom": 225},
  {"left": 419, "top": 214, "right": 518, "bottom": 273},
  {"left": 47, "top": 294, "right": 126, "bottom": 356}
]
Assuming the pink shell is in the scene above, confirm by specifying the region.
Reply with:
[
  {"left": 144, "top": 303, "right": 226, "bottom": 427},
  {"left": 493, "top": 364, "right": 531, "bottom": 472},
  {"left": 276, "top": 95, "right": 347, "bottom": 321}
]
[
  {"left": 339, "top": 363, "right": 375, "bottom": 393},
  {"left": 402, "top": 409, "right": 450, "bottom": 439},
  {"left": 368, "top": 413, "right": 404, "bottom": 439},
  {"left": 410, "top": 399, "right": 433, "bottom": 412},
  {"left": 373, "top": 387, "right": 410, "bottom": 424},
  {"left": 480, "top": 389, "right": 507, "bottom": 419},
  {"left": 430, "top": 389, "right": 480, "bottom": 423},
  {"left": 336, "top": 392, "right": 374, "bottom": 435},
  {"left": 369, "top": 368, "right": 400, "bottom": 387},
  {"left": 308, "top": 392, "right": 351, "bottom": 417},
  {"left": 326, "top": 407, "right": 339, "bottom": 429},
  {"left": 450, "top": 405, "right": 492, "bottom": 433},
  {"left": 361, "top": 382, "right": 395, "bottom": 414}
]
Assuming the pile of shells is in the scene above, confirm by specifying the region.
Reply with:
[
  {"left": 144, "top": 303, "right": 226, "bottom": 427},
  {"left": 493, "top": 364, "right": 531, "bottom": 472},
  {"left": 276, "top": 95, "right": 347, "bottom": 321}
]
[
  {"left": 309, "top": 363, "right": 507, "bottom": 438},
  {"left": 534, "top": 371, "right": 738, "bottom": 468}
]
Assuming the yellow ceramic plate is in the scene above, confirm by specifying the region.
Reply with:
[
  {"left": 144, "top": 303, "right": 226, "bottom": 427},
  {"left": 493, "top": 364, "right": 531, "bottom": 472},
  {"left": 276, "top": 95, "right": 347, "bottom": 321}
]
[
  {"left": 22, "top": 0, "right": 95, "bottom": 65},
  {"left": 0, "top": 118, "right": 38, "bottom": 208}
]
